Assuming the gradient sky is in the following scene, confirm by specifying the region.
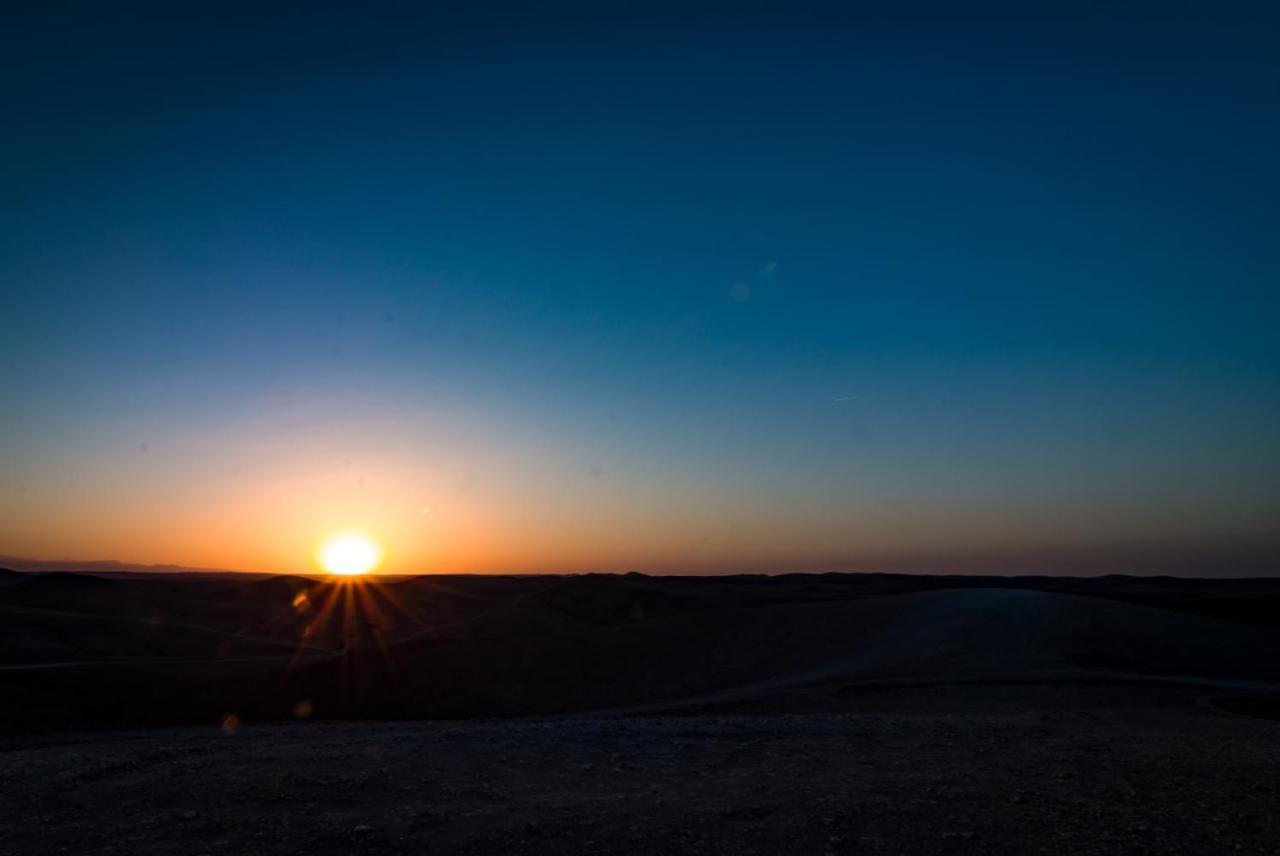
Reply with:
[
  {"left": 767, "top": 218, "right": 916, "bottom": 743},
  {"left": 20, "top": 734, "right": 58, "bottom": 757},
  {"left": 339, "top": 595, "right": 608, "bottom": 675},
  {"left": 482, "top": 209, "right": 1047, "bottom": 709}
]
[{"left": 3, "top": 2, "right": 1279, "bottom": 575}]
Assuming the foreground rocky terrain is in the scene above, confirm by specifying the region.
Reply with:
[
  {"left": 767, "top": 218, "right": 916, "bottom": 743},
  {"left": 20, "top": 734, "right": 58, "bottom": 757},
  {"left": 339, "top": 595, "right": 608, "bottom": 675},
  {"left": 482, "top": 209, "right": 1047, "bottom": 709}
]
[
  {"left": 4, "top": 571, "right": 1279, "bottom": 853},
  {"left": 3, "top": 682, "right": 1278, "bottom": 855}
]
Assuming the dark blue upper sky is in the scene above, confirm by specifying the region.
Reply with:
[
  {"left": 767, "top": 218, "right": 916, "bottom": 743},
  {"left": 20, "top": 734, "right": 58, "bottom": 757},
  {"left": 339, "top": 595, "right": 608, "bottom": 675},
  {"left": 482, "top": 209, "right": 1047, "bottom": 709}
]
[{"left": 2, "top": 2, "right": 1278, "bottom": 573}]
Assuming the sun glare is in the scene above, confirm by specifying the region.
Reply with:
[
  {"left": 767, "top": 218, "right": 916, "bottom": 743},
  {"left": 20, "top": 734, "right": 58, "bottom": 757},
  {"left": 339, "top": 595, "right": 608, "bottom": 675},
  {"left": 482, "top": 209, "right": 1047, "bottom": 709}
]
[{"left": 317, "top": 531, "right": 383, "bottom": 576}]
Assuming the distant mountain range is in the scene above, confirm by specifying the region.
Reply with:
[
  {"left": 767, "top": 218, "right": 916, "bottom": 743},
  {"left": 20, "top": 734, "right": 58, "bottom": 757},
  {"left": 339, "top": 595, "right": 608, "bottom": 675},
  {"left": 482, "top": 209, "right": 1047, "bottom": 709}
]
[{"left": 0, "top": 555, "right": 257, "bottom": 575}]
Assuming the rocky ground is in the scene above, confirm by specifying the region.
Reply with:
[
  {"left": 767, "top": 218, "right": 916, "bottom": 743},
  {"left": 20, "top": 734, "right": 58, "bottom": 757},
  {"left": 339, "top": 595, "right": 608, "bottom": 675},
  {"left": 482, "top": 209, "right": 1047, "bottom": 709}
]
[{"left": 1, "top": 682, "right": 1278, "bottom": 855}]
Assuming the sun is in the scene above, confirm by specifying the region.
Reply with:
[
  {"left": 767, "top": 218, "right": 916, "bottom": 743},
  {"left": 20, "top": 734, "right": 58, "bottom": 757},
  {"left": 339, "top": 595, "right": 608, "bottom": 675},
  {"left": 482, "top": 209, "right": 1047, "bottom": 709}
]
[{"left": 316, "top": 531, "right": 383, "bottom": 576}]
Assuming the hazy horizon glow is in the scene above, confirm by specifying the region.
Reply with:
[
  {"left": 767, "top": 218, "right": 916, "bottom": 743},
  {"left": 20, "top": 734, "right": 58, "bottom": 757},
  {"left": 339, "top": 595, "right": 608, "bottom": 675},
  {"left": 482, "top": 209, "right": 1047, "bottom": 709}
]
[{"left": 3, "top": 4, "right": 1279, "bottom": 576}]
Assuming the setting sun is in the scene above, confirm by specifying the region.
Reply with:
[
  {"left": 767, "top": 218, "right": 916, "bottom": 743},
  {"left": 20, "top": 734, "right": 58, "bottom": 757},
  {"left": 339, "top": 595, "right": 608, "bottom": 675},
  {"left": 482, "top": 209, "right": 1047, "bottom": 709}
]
[{"left": 316, "top": 531, "right": 383, "bottom": 576}]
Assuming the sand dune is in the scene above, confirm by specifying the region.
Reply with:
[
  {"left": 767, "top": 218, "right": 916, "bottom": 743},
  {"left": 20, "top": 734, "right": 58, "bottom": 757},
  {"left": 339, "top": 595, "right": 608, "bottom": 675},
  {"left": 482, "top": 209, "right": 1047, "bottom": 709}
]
[
  {"left": 278, "top": 586, "right": 1280, "bottom": 722},
  {"left": 4, "top": 572, "right": 1280, "bottom": 730}
]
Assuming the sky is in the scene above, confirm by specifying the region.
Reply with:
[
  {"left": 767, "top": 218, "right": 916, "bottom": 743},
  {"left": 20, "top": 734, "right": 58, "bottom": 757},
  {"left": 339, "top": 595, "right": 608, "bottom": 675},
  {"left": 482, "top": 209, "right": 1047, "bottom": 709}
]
[{"left": 2, "top": 2, "right": 1278, "bottom": 575}]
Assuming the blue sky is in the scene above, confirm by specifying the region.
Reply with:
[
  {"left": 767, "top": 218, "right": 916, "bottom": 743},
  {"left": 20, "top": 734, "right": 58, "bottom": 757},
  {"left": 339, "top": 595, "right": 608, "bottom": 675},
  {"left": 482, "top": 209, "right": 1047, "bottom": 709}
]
[{"left": 2, "top": 2, "right": 1278, "bottom": 573}]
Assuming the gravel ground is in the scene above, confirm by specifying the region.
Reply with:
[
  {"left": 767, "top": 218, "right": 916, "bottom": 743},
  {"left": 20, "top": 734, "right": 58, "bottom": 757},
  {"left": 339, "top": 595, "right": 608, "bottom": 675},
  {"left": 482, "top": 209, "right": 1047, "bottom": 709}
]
[{"left": 2, "top": 683, "right": 1277, "bottom": 855}]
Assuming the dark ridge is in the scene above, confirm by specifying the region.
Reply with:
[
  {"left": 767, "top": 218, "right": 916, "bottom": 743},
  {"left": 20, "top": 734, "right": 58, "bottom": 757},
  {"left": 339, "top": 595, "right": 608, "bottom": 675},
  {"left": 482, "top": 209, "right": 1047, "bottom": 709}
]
[
  {"left": 207, "top": 574, "right": 317, "bottom": 602},
  {"left": 0, "top": 571, "right": 124, "bottom": 611},
  {"left": 4, "top": 572, "right": 1280, "bottom": 732},
  {"left": 1211, "top": 695, "right": 1280, "bottom": 721},
  {"left": 530, "top": 576, "right": 704, "bottom": 625},
  {"left": 17, "top": 571, "right": 117, "bottom": 588}
]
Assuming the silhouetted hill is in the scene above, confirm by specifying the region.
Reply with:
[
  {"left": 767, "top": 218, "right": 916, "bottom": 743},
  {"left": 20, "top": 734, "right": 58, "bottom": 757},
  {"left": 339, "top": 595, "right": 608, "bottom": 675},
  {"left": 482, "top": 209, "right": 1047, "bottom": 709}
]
[
  {"left": 2, "top": 572, "right": 122, "bottom": 608},
  {"left": 207, "top": 574, "right": 316, "bottom": 602},
  {"left": 4, "top": 571, "right": 1280, "bottom": 731},
  {"left": 529, "top": 575, "right": 705, "bottom": 625},
  {"left": 285, "top": 587, "right": 1280, "bottom": 721}
]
